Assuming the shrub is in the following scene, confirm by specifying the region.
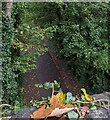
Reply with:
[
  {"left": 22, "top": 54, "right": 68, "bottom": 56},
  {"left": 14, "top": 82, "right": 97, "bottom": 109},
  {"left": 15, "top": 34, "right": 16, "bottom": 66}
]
[{"left": 35, "top": 3, "right": 109, "bottom": 93}]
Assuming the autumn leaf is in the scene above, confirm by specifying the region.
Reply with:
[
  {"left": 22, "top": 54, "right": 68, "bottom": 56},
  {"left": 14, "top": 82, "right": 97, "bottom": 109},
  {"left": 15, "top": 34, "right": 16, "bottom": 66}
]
[
  {"left": 30, "top": 105, "right": 52, "bottom": 119},
  {"left": 49, "top": 107, "right": 76, "bottom": 117},
  {"left": 43, "top": 105, "right": 53, "bottom": 117},
  {"left": 50, "top": 92, "right": 65, "bottom": 109},
  {"left": 31, "top": 105, "right": 46, "bottom": 119},
  {"left": 50, "top": 95, "right": 63, "bottom": 109},
  {"left": 81, "top": 88, "right": 92, "bottom": 101},
  {"left": 56, "top": 92, "right": 65, "bottom": 104}
]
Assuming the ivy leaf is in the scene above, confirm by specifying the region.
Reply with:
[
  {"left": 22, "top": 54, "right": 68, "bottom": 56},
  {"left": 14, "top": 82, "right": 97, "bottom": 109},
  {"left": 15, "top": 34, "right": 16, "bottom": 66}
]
[
  {"left": 35, "top": 84, "right": 43, "bottom": 88},
  {"left": 13, "top": 100, "right": 21, "bottom": 114},
  {"left": 67, "top": 111, "right": 78, "bottom": 119},
  {"left": 81, "top": 95, "right": 86, "bottom": 101},
  {"left": 54, "top": 80, "right": 60, "bottom": 89},
  {"left": 66, "top": 92, "right": 75, "bottom": 104},
  {"left": 90, "top": 105, "right": 97, "bottom": 110},
  {"left": 43, "top": 82, "right": 52, "bottom": 89},
  {"left": 14, "top": 106, "right": 21, "bottom": 114},
  {"left": 75, "top": 100, "right": 82, "bottom": 107}
]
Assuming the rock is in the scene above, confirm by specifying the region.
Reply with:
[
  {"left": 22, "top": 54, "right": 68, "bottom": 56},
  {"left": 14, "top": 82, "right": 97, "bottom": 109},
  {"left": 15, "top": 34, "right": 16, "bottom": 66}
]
[
  {"left": 85, "top": 92, "right": 110, "bottom": 119},
  {"left": 85, "top": 108, "right": 109, "bottom": 119},
  {"left": 10, "top": 107, "right": 37, "bottom": 120},
  {"left": 92, "top": 92, "right": 109, "bottom": 100}
]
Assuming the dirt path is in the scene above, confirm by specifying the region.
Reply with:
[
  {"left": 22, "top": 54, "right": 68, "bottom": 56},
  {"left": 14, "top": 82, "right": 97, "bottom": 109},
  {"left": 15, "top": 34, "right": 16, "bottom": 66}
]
[{"left": 23, "top": 51, "right": 84, "bottom": 105}]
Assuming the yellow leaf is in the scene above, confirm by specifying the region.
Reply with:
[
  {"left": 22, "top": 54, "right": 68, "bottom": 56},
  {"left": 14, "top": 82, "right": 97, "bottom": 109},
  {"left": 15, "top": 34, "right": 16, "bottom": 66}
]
[
  {"left": 81, "top": 88, "right": 92, "bottom": 101},
  {"left": 56, "top": 92, "right": 65, "bottom": 104},
  {"left": 50, "top": 92, "right": 65, "bottom": 109}
]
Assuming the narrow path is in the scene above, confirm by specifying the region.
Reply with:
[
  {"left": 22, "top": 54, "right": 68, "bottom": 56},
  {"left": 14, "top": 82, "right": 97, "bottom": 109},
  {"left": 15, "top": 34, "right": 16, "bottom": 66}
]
[{"left": 23, "top": 51, "right": 83, "bottom": 105}]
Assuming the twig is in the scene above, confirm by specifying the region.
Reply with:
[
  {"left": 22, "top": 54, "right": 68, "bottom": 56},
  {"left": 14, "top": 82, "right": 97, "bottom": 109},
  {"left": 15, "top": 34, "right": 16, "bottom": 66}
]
[
  {"left": 51, "top": 83, "right": 54, "bottom": 97},
  {"left": 72, "top": 99, "right": 109, "bottom": 104},
  {"left": 74, "top": 104, "right": 81, "bottom": 117},
  {"left": 0, "top": 116, "right": 11, "bottom": 120},
  {"left": 95, "top": 104, "right": 108, "bottom": 110},
  {"left": 0, "top": 104, "right": 11, "bottom": 108},
  {"left": 35, "top": 100, "right": 48, "bottom": 103}
]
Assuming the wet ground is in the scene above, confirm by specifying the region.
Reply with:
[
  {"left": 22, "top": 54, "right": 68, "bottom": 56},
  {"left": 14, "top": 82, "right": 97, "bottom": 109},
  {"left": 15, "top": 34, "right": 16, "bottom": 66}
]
[{"left": 23, "top": 51, "right": 84, "bottom": 105}]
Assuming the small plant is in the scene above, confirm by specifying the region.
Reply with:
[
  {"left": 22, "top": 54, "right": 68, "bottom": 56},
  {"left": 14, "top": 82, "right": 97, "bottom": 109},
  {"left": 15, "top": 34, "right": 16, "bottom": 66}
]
[
  {"left": 32, "top": 81, "right": 109, "bottom": 119},
  {"left": 0, "top": 101, "right": 29, "bottom": 118}
]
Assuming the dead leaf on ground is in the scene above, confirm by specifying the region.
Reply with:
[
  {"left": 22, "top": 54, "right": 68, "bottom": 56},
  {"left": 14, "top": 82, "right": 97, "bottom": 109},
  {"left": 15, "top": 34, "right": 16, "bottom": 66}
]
[
  {"left": 49, "top": 107, "right": 76, "bottom": 117},
  {"left": 31, "top": 105, "right": 46, "bottom": 119},
  {"left": 30, "top": 105, "right": 52, "bottom": 119},
  {"left": 50, "top": 92, "right": 65, "bottom": 109}
]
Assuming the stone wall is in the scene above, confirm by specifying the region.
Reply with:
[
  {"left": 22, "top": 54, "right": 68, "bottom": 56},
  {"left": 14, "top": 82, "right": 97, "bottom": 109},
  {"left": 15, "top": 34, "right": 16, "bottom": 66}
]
[{"left": 10, "top": 92, "right": 110, "bottom": 120}]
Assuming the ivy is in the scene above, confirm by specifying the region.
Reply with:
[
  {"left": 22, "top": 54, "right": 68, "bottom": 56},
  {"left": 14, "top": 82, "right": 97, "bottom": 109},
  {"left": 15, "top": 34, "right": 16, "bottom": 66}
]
[
  {"left": 2, "top": 3, "right": 49, "bottom": 105},
  {"left": 2, "top": 11, "right": 18, "bottom": 104}
]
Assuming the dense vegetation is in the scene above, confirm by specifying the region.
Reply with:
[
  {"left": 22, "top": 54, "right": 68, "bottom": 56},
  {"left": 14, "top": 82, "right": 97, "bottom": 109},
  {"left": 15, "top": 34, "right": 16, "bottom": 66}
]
[
  {"left": 1, "top": 2, "right": 110, "bottom": 114},
  {"left": 2, "top": 3, "right": 47, "bottom": 105},
  {"left": 2, "top": 6, "right": 18, "bottom": 104},
  {"left": 32, "top": 2, "right": 110, "bottom": 93}
]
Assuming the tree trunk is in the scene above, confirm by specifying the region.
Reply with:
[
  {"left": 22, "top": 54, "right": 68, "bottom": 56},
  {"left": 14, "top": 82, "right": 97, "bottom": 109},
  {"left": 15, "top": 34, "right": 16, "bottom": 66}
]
[{"left": 5, "top": 0, "right": 13, "bottom": 18}]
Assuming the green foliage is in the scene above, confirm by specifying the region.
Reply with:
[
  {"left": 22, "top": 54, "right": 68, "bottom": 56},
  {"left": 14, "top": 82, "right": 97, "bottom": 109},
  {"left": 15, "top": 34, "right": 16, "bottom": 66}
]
[
  {"left": 2, "top": 3, "right": 30, "bottom": 105},
  {"left": 2, "top": 2, "right": 47, "bottom": 106},
  {"left": 32, "top": 81, "right": 108, "bottom": 119},
  {"left": 2, "top": 2, "right": 49, "bottom": 106},
  {"left": 11, "top": 3, "right": 49, "bottom": 74},
  {"left": 12, "top": 23, "right": 47, "bottom": 73},
  {"left": 66, "top": 92, "right": 75, "bottom": 104},
  {"left": 90, "top": 105, "right": 97, "bottom": 111},
  {"left": 2, "top": 11, "right": 18, "bottom": 104},
  {"left": 34, "top": 3, "right": 109, "bottom": 93},
  {"left": 0, "top": 100, "right": 29, "bottom": 117},
  {"left": 35, "top": 80, "right": 61, "bottom": 90},
  {"left": 67, "top": 111, "right": 79, "bottom": 119}
]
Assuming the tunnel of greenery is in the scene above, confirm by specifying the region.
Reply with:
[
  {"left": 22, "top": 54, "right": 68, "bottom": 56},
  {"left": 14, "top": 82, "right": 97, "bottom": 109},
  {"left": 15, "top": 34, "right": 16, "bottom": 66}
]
[
  {"left": 30, "top": 3, "right": 110, "bottom": 93},
  {"left": 2, "top": 2, "right": 110, "bottom": 108}
]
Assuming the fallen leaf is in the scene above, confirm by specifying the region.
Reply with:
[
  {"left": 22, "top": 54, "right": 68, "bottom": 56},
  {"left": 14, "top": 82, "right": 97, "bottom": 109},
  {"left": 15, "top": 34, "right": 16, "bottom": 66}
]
[
  {"left": 56, "top": 92, "right": 65, "bottom": 104},
  {"left": 50, "top": 95, "right": 60, "bottom": 109},
  {"left": 43, "top": 106, "right": 53, "bottom": 117},
  {"left": 31, "top": 105, "right": 46, "bottom": 119},
  {"left": 30, "top": 105, "right": 52, "bottom": 119},
  {"left": 49, "top": 107, "right": 76, "bottom": 117},
  {"left": 50, "top": 92, "right": 65, "bottom": 109}
]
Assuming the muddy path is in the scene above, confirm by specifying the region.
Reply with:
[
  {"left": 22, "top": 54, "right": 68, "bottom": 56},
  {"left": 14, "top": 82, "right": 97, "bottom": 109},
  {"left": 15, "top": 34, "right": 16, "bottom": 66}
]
[{"left": 23, "top": 51, "right": 86, "bottom": 105}]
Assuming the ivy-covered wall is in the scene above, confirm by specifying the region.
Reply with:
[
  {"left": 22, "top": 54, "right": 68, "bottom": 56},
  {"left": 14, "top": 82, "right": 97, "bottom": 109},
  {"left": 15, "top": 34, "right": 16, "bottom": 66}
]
[
  {"left": 0, "top": 2, "right": 2, "bottom": 104},
  {"left": 2, "top": 10, "right": 18, "bottom": 104}
]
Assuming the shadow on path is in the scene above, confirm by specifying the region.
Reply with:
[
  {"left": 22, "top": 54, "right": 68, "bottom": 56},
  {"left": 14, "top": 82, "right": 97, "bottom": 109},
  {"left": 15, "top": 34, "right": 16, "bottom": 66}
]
[{"left": 23, "top": 52, "right": 82, "bottom": 105}]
